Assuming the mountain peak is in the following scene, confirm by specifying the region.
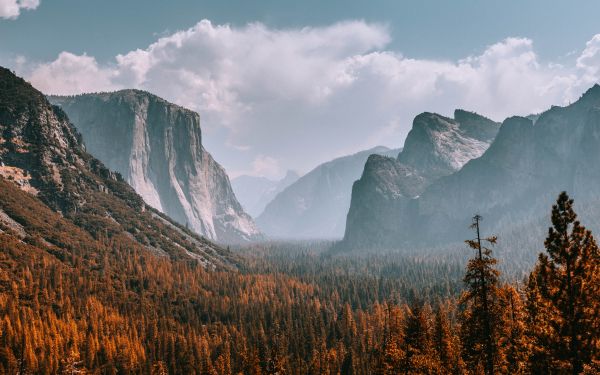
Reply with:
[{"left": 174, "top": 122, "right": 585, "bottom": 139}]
[
  {"left": 399, "top": 110, "right": 497, "bottom": 176},
  {"left": 412, "top": 112, "right": 454, "bottom": 132},
  {"left": 365, "top": 145, "right": 391, "bottom": 154},
  {"left": 484, "top": 116, "right": 533, "bottom": 157},
  {"left": 453, "top": 108, "right": 494, "bottom": 125},
  {"left": 256, "top": 146, "right": 396, "bottom": 239},
  {"left": 579, "top": 83, "right": 600, "bottom": 103},
  {"left": 282, "top": 170, "right": 300, "bottom": 182},
  {"left": 0, "top": 67, "right": 234, "bottom": 266},
  {"left": 51, "top": 89, "right": 198, "bottom": 118},
  {"left": 1, "top": 66, "right": 47, "bottom": 115},
  {"left": 49, "top": 90, "right": 261, "bottom": 243},
  {"left": 453, "top": 108, "right": 500, "bottom": 142}
]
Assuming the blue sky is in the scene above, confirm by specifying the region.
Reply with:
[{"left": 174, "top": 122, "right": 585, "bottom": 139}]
[
  {"left": 3, "top": 1, "right": 600, "bottom": 62},
  {"left": 2, "top": 1, "right": 600, "bottom": 178}
]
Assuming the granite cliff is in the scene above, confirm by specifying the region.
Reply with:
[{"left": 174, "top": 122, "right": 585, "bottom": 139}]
[
  {"left": 50, "top": 91, "right": 261, "bottom": 243},
  {"left": 343, "top": 110, "right": 500, "bottom": 248},
  {"left": 0, "top": 67, "right": 233, "bottom": 267}
]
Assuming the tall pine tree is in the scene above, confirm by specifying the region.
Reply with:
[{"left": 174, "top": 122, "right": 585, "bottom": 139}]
[
  {"left": 497, "top": 285, "right": 528, "bottom": 374},
  {"left": 460, "top": 215, "right": 501, "bottom": 375},
  {"left": 526, "top": 192, "right": 600, "bottom": 374},
  {"left": 400, "top": 301, "right": 436, "bottom": 374},
  {"left": 433, "top": 302, "right": 464, "bottom": 374}
]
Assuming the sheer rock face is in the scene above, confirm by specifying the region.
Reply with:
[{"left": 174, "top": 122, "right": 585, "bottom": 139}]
[
  {"left": 50, "top": 91, "right": 261, "bottom": 243},
  {"left": 256, "top": 146, "right": 399, "bottom": 239},
  {"left": 343, "top": 110, "right": 500, "bottom": 248},
  {"left": 398, "top": 111, "right": 500, "bottom": 178},
  {"left": 0, "top": 67, "right": 234, "bottom": 268}
]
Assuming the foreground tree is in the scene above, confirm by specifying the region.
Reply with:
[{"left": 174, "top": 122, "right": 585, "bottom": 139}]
[
  {"left": 497, "top": 285, "right": 528, "bottom": 374},
  {"left": 401, "top": 301, "right": 437, "bottom": 374},
  {"left": 460, "top": 215, "right": 501, "bottom": 375},
  {"left": 526, "top": 192, "right": 600, "bottom": 374},
  {"left": 432, "top": 303, "right": 464, "bottom": 374}
]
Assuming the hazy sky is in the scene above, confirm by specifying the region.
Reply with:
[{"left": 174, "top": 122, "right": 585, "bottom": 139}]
[{"left": 2, "top": 1, "right": 600, "bottom": 178}]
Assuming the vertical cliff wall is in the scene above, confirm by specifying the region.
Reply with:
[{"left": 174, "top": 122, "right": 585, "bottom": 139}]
[{"left": 50, "top": 90, "right": 261, "bottom": 243}]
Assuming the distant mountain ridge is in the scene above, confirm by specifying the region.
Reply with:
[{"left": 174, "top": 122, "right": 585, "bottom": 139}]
[
  {"left": 343, "top": 86, "right": 600, "bottom": 250},
  {"left": 232, "top": 170, "right": 300, "bottom": 218},
  {"left": 408, "top": 85, "right": 600, "bottom": 244},
  {"left": 257, "top": 146, "right": 400, "bottom": 239},
  {"left": 343, "top": 110, "right": 501, "bottom": 248},
  {"left": 49, "top": 90, "right": 261, "bottom": 244},
  {"left": 0, "top": 66, "right": 233, "bottom": 267}
]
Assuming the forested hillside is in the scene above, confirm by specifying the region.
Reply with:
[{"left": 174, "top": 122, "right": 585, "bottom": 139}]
[
  {"left": 0, "top": 67, "right": 233, "bottom": 268},
  {"left": 1, "top": 180, "right": 599, "bottom": 373}
]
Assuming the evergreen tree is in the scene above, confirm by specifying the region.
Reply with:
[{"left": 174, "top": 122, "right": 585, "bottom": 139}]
[
  {"left": 497, "top": 285, "right": 528, "bottom": 374},
  {"left": 460, "top": 214, "right": 501, "bottom": 375},
  {"left": 433, "top": 303, "right": 463, "bottom": 374},
  {"left": 525, "top": 267, "right": 554, "bottom": 373},
  {"left": 526, "top": 192, "right": 600, "bottom": 374},
  {"left": 379, "top": 305, "right": 405, "bottom": 375},
  {"left": 401, "top": 301, "right": 436, "bottom": 374}
]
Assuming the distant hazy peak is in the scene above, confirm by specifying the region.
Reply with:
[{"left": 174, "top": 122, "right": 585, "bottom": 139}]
[
  {"left": 256, "top": 146, "right": 395, "bottom": 239},
  {"left": 280, "top": 170, "right": 301, "bottom": 183}
]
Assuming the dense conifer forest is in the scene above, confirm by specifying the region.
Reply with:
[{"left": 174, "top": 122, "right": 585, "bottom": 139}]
[{"left": 0, "top": 178, "right": 599, "bottom": 373}]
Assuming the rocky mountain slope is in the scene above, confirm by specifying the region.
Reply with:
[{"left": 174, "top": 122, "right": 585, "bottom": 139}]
[
  {"left": 408, "top": 85, "right": 600, "bottom": 245},
  {"left": 49, "top": 91, "right": 260, "bottom": 244},
  {"left": 0, "top": 66, "right": 234, "bottom": 268},
  {"left": 232, "top": 170, "right": 300, "bottom": 217},
  {"left": 343, "top": 87, "right": 600, "bottom": 250},
  {"left": 256, "top": 146, "right": 399, "bottom": 239},
  {"left": 343, "top": 110, "right": 500, "bottom": 248}
]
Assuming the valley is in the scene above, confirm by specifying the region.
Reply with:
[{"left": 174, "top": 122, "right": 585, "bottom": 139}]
[{"left": 2, "top": 4, "right": 600, "bottom": 371}]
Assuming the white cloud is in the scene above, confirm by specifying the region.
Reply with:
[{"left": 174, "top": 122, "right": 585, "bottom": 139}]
[
  {"left": 26, "top": 52, "right": 119, "bottom": 94},
  {"left": 0, "top": 0, "right": 39, "bottom": 19},
  {"left": 18, "top": 21, "right": 600, "bottom": 178},
  {"left": 577, "top": 34, "right": 600, "bottom": 84}
]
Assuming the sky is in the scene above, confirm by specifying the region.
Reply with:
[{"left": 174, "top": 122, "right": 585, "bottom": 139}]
[{"left": 2, "top": 1, "right": 600, "bottom": 179}]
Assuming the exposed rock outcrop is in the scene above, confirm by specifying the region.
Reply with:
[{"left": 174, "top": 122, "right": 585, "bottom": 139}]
[
  {"left": 0, "top": 66, "right": 234, "bottom": 268},
  {"left": 410, "top": 85, "right": 600, "bottom": 244},
  {"left": 343, "top": 110, "right": 500, "bottom": 248},
  {"left": 49, "top": 91, "right": 261, "bottom": 243}
]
